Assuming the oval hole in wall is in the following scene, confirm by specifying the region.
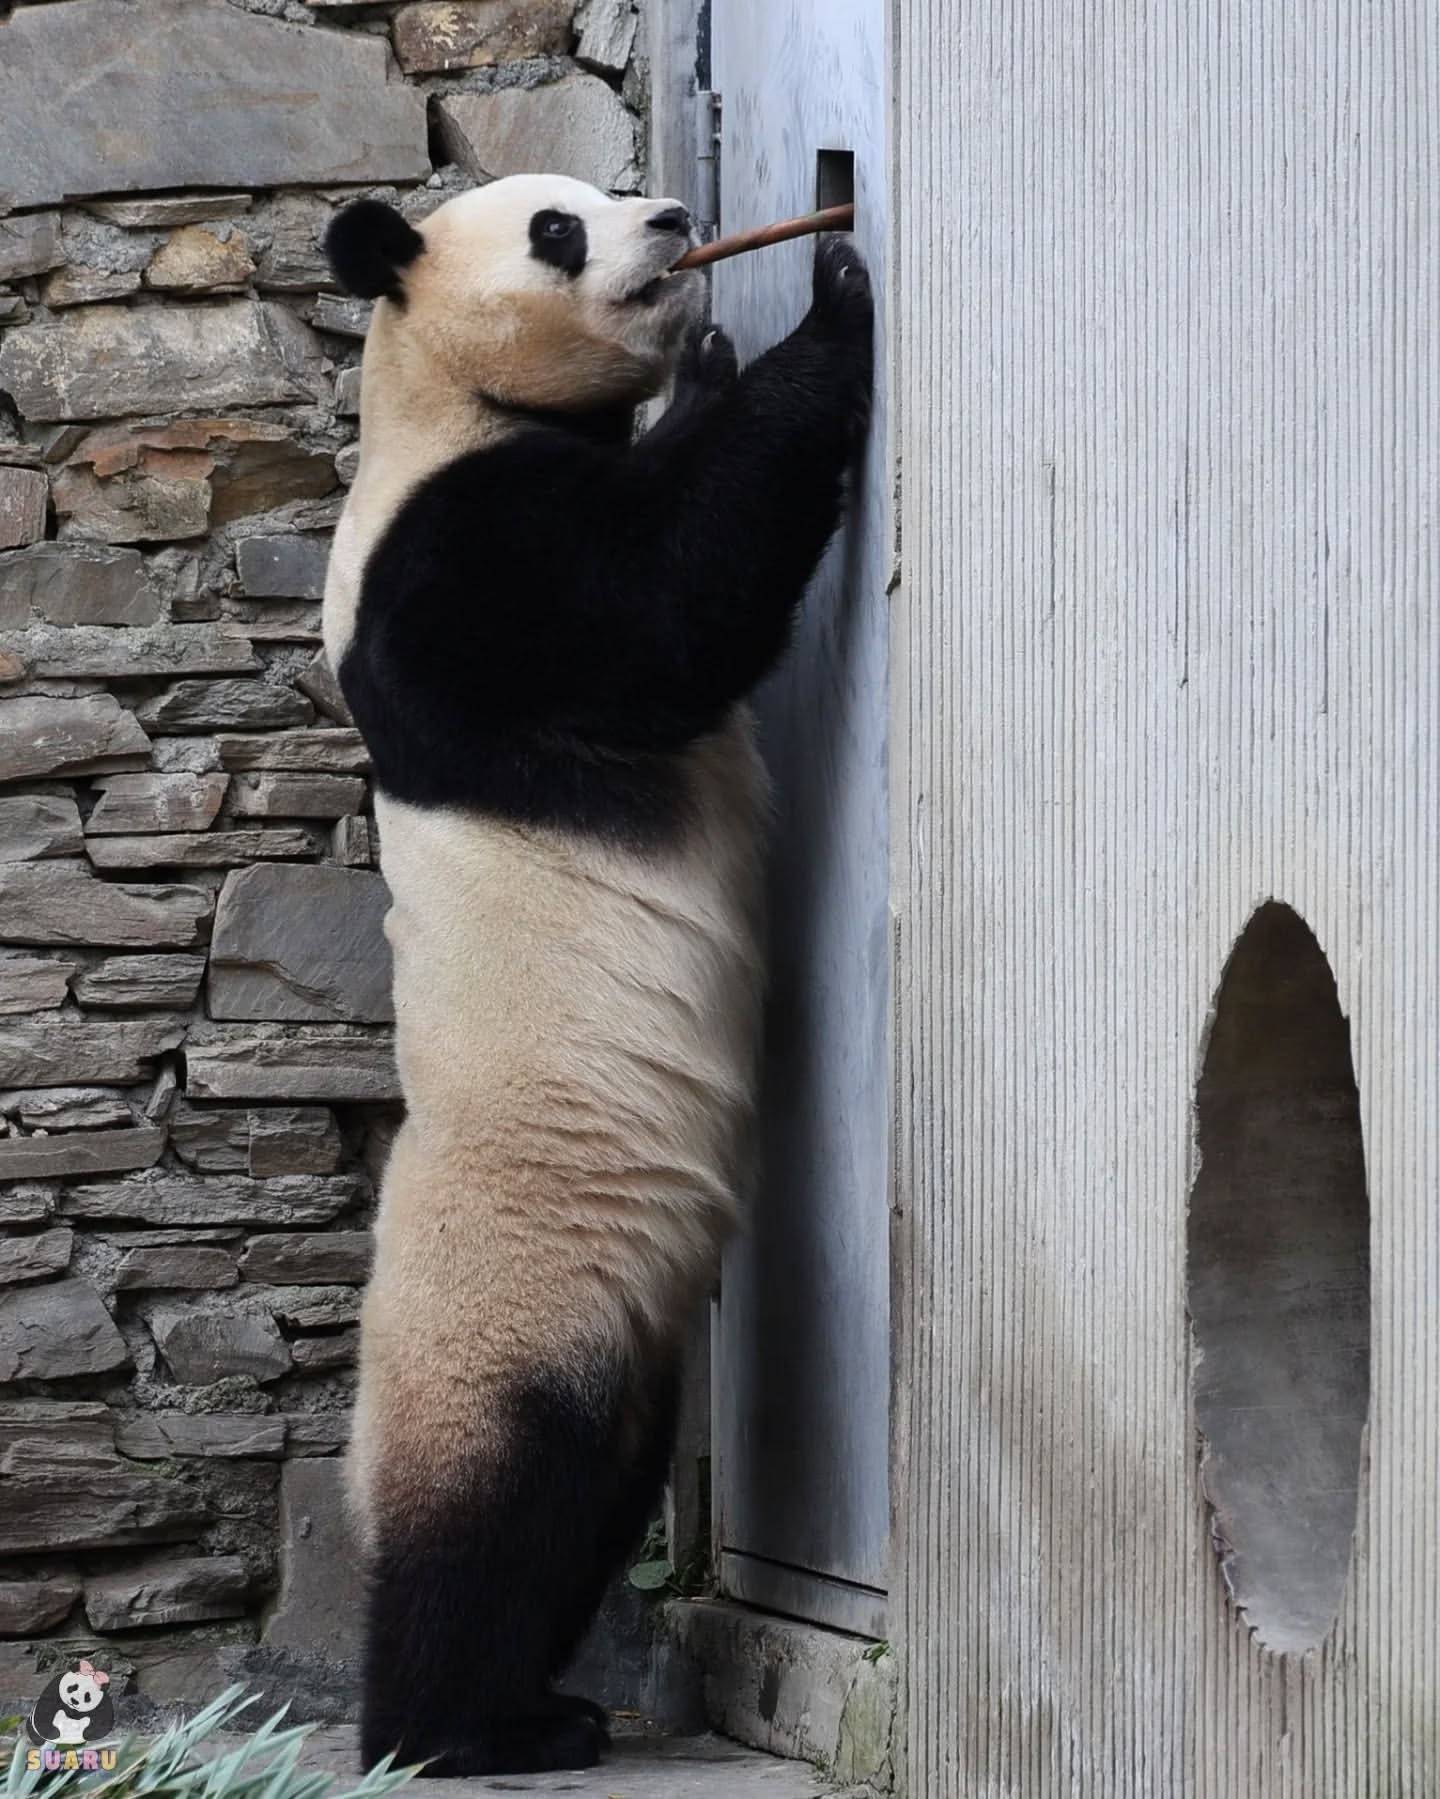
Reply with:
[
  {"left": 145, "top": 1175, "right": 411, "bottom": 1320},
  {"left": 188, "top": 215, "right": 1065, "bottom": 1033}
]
[{"left": 1187, "top": 900, "right": 1370, "bottom": 1654}]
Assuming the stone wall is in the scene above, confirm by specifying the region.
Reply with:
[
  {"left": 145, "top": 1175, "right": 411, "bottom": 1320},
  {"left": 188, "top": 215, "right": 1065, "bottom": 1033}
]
[{"left": 0, "top": 0, "right": 646, "bottom": 1721}]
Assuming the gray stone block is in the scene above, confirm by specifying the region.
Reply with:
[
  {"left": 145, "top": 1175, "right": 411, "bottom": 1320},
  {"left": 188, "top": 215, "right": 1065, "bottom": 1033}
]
[
  {"left": 0, "top": 794, "right": 84, "bottom": 862},
  {"left": 289, "top": 1332, "right": 358, "bottom": 1372},
  {"left": 241, "top": 1232, "right": 371, "bottom": 1286},
  {"left": 170, "top": 1103, "right": 253, "bottom": 1173},
  {"left": 0, "top": 1579, "right": 80, "bottom": 1636},
  {"left": 307, "top": 295, "right": 373, "bottom": 341},
  {"left": 392, "top": 0, "right": 573, "bottom": 74},
  {"left": 254, "top": 195, "right": 337, "bottom": 295},
  {"left": 149, "top": 1307, "right": 291, "bottom": 1384},
  {"left": 185, "top": 1026, "right": 399, "bottom": 1103},
  {"left": 0, "top": 1467, "right": 206, "bottom": 1555},
  {"left": 52, "top": 417, "right": 337, "bottom": 543},
  {"left": 85, "top": 1555, "right": 250, "bottom": 1631},
  {"left": 209, "top": 865, "right": 394, "bottom": 1024},
  {"left": 72, "top": 954, "right": 207, "bottom": 1011},
  {"left": 282, "top": 1415, "right": 350, "bottom": 1457},
  {"left": 0, "top": 1127, "right": 165, "bottom": 1182},
  {"left": 143, "top": 1060, "right": 181, "bottom": 1122},
  {"left": 61, "top": 1172, "right": 359, "bottom": 1228},
  {"left": 145, "top": 226, "right": 256, "bottom": 295},
  {"left": 0, "top": 213, "right": 64, "bottom": 282},
  {"left": 113, "top": 1246, "right": 240, "bottom": 1292},
  {"left": 228, "top": 773, "right": 366, "bottom": 819},
  {"left": 235, "top": 535, "right": 332, "bottom": 601},
  {"left": 0, "top": 0, "right": 429, "bottom": 208},
  {"left": 666, "top": 1600, "right": 899, "bottom": 1788},
  {"left": 0, "top": 544, "right": 160, "bottom": 626},
  {"left": 0, "top": 956, "right": 75, "bottom": 1016},
  {"left": 436, "top": 73, "right": 641, "bottom": 192},
  {"left": 0, "top": 1399, "right": 115, "bottom": 1465},
  {"left": 170, "top": 1103, "right": 344, "bottom": 1176},
  {"left": 295, "top": 651, "right": 354, "bottom": 725},
  {"left": 86, "top": 831, "right": 317, "bottom": 870},
  {"left": 2, "top": 624, "right": 257, "bottom": 679},
  {"left": 335, "top": 367, "right": 362, "bottom": 417},
  {"left": 0, "top": 694, "right": 150, "bottom": 782},
  {"left": 84, "top": 194, "right": 254, "bottom": 230},
  {"left": 116, "top": 1413, "right": 284, "bottom": 1460},
  {"left": 218, "top": 730, "right": 369, "bottom": 774},
  {"left": 0, "top": 302, "right": 326, "bottom": 425},
  {"left": 41, "top": 267, "right": 144, "bottom": 308},
  {"left": 0, "top": 1187, "right": 56, "bottom": 1226},
  {"left": 133, "top": 678, "right": 314, "bottom": 733},
  {"left": 263, "top": 1459, "right": 365, "bottom": 1661},
  {"left": 0, "top": 469, "right": 50, "bottom": 552},
  {"left": 3, "top": 1088, "right": 134, "bottom": 1131},
  {"left": 95, "top": 1223, "right": 243, "bottom": 1252},
  {"left": 248, "top": 1109, "right": 344, "bottom": 1178},
  {"left": 0, "top": 1278, "right": 129, "bottom": 1381},
  {"left": 575, "top": 0, "right": 639, "bottom": 73},
  {"left": 0, "top": 1228, "right": 73, "bottom": 1286},
  {"left": 87, "top": 774, "right": 231, "bottom": 835},
  {"left": 86, "top": 769, "right": 225, "bottom": 831},
  {"left": 225, "top": 599, "right": 323, "bottom": 646},
  {"left": 0, "top": 864, "right": 210, "bottom": 949},
  {"left": 329, "top": 816, "right": 373, "bottom": 868},
  {"left": 267, "top": 1288, "right": 362, "bottom": 1331},
  {"left": 0, "top": 1020, "right": 183, "bottom": 1088}
]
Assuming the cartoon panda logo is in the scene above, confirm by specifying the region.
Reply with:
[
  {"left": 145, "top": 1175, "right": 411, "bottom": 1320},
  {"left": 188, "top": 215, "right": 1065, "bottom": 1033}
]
[{"left": 25, "top": 1659, "right": 115, "bottom": 1747}]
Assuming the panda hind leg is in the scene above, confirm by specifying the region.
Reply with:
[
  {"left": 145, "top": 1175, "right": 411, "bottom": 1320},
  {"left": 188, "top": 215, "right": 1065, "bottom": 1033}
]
[{"left": 360, "top": 1349, "right": 678, "bottom": 1777}]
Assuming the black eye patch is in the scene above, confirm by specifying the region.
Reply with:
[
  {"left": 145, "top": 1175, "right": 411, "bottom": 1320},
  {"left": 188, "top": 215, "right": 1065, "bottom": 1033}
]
[{"left": 528, "top": 209, "right": 588, "bottom": 277}]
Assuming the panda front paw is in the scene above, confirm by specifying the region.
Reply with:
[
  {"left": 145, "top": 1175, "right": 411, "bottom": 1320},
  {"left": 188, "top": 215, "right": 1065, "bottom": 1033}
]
[
  {"left": 807, "top": 236, "right": 873, "bottom": 342},
  {"left": 674, "top": 322, "right": 740, "bottom": 403}
]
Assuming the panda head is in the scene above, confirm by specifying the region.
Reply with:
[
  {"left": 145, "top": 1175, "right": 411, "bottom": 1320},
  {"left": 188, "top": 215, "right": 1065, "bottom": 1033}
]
[
  {"left": 326, "top": 176, "right": 706, "bottom": 417},
  {"left": 57, "top": 1667, "right": 106, "bottom": 1714}
]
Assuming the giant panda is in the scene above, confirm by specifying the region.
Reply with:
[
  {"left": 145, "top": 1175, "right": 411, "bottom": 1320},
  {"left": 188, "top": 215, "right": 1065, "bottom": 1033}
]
[{"left": 321, "top": 173, "right": 872, "bottom": 1777}]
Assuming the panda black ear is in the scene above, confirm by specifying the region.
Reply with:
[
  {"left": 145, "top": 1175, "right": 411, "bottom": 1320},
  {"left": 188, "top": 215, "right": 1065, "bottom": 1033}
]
[{"left": 325, "top": 199, "right": 425, "bottom": 303}]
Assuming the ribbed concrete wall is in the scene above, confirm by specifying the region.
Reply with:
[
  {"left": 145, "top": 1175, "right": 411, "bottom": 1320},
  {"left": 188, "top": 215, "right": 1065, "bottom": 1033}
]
[{"left": 890, "top": 1, "right": 1438, "bottom": 1792}]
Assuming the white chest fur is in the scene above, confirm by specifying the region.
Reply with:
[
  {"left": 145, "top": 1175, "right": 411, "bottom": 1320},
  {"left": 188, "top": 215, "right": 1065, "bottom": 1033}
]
[{"left": 371, "top": 711, "right": 770, "bottom": 1334}]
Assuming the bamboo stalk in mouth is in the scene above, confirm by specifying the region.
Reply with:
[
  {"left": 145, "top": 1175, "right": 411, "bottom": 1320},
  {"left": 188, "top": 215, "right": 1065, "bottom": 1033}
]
[{"left": 670, "top": 202, "right": 856, "bottom": 272}]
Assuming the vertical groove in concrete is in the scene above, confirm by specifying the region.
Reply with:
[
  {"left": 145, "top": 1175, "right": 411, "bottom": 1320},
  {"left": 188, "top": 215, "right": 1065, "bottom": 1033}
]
[{"left": 890, "top": 0, "right": 1438, "bottom": 1790}]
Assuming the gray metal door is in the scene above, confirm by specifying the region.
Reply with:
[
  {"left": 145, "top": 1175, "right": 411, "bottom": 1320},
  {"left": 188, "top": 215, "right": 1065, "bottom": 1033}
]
[{"left": 710, "top": 0, "right": 892, "bottom": 1639}]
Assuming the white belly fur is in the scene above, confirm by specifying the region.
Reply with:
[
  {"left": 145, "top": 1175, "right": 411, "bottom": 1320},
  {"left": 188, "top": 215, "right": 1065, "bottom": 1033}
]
[{"left": 348, "top": 714, "right": 769, "bottom": 1533}]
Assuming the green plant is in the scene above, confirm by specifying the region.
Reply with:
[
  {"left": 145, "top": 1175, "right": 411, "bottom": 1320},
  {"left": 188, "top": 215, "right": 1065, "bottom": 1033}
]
[
  {"left": 5, "top": 1687, "right": 417, "bottom": 1799},
  {"left": 625, "top": 1515, "right": 714, "bottom": 1599},
  {"left": 626, "top": 1517, "right": 675, "bottom": 1593}
]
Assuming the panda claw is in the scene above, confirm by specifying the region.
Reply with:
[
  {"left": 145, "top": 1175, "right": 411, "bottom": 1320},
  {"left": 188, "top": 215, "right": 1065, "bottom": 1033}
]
[
  {"left": 675, "top": 321, "right": 739, "bottom": 402},
  {"left": 807, "top": 236, "right": 873, "bottom": 340}
]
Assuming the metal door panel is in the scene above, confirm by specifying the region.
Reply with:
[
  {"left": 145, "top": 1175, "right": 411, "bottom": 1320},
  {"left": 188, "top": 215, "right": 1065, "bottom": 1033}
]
[{"left": 711, "top": 0, "right": 891, "bottom": 1629}]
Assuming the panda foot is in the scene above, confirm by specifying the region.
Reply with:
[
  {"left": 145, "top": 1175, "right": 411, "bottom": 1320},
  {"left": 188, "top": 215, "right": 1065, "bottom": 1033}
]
[
  {"left": 548, "top": 1690, "right": 611, "bottom": 1739},
  {"left": 408, "top": 1713, "right": 605, "bottom": 1777}
]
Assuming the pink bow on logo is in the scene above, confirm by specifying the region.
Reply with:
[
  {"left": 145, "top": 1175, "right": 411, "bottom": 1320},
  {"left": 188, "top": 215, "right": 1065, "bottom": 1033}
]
[{"left": 76, "top": 1661, "right": 109, "bottom": 1687}]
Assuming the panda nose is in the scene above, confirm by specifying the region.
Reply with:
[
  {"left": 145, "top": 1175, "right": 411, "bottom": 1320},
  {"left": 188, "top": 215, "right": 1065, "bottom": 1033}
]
[{"left": 647, "top": 206, "right": 692, "bottom": 236}]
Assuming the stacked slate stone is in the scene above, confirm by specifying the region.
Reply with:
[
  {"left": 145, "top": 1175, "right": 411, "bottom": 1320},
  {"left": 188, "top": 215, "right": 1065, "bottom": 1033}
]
[{"left": 0, "top": 0, "right": 644, "bottom": 1720}]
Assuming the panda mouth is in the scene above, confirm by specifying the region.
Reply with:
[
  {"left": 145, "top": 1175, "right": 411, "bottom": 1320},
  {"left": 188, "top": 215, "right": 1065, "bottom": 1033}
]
[{"left": 629, "top": 274, "right": 668, "bottom": 306}]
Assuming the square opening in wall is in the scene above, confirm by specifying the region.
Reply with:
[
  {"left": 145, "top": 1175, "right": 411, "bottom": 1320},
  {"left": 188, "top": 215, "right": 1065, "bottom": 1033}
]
[{"left": 815, "top": 150, "right": 855, "bottom": 212}]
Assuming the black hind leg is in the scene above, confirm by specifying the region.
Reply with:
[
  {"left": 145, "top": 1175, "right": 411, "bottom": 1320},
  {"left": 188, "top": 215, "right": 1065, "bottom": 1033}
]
[{"left": 360, "top": 1349, "right": 678, "bottom": 1777}]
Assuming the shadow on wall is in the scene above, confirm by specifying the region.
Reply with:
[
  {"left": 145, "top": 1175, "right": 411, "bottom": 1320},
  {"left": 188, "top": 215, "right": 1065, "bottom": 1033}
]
[{"left": 1188, "top": 900, "right": 1371, "bottom": 1654}]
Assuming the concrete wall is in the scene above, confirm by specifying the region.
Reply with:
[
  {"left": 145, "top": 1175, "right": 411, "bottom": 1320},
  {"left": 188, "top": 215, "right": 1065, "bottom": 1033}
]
[
  {"left": 892, "top": 0, "right": 1439, "bottom": 1791},
  {"left": 0, "top": 0, "right": 646, "bottom": 1722}
]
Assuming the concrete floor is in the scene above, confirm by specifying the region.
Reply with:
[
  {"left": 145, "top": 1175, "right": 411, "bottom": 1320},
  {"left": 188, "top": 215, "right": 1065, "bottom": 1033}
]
[{"left": 215, "top": 1726, "right": 855, "bottom": 1799}]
